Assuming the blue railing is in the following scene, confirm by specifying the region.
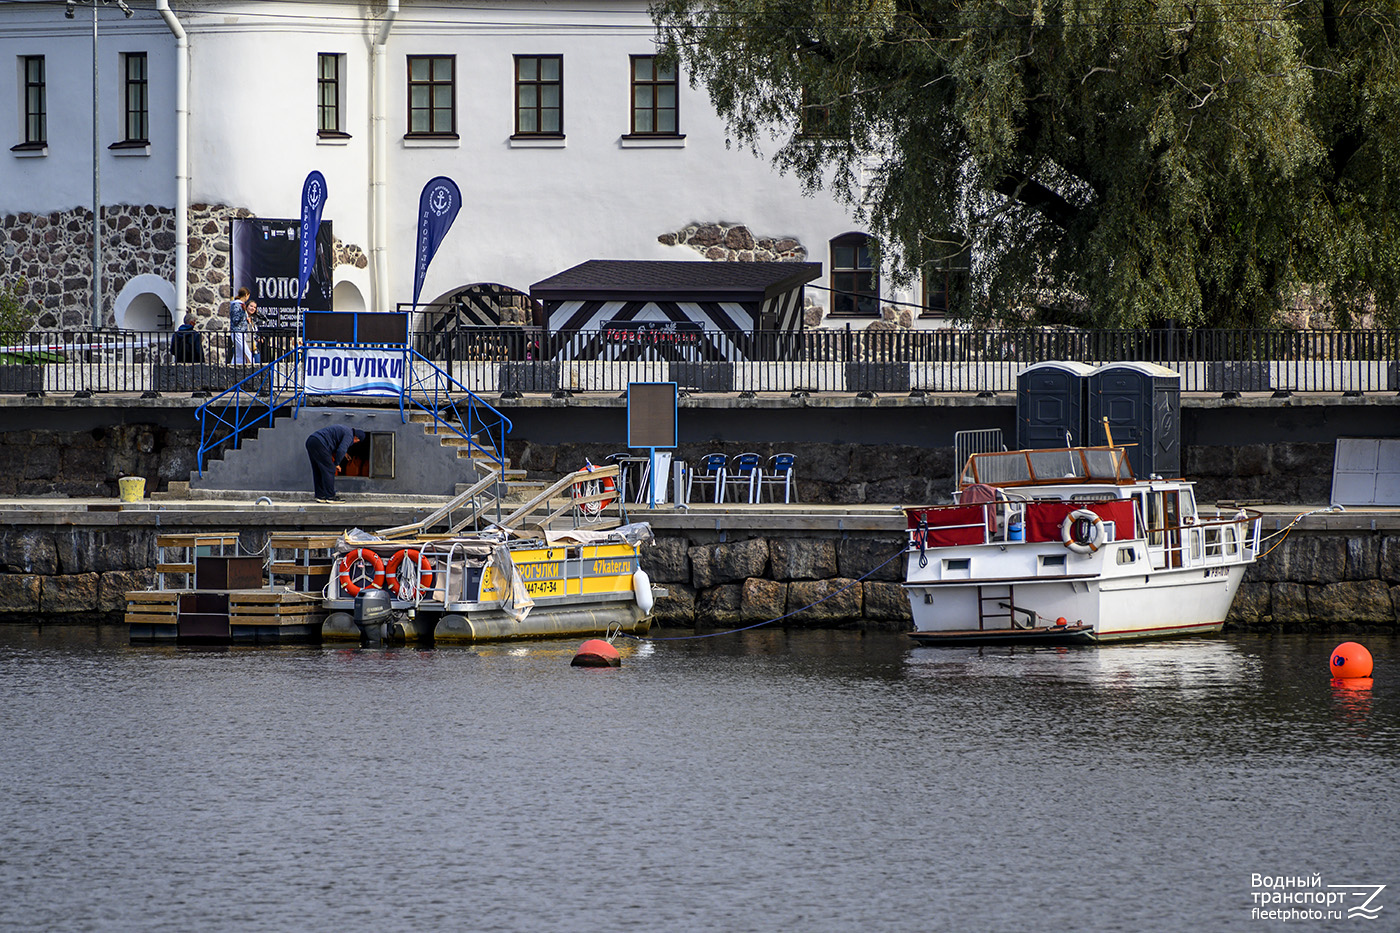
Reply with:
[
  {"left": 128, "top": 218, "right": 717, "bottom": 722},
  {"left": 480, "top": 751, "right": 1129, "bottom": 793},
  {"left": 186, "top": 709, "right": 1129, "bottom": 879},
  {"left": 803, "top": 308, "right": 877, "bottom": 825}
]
[
  {"left": 195, "top": 347, "right": 299, "bottom": 476},
  {"left": 196, "top": 344, "right": 513, "bottom": 479},
  {"left": 398, "top": 348, "right": 513, "bottom": 475}
]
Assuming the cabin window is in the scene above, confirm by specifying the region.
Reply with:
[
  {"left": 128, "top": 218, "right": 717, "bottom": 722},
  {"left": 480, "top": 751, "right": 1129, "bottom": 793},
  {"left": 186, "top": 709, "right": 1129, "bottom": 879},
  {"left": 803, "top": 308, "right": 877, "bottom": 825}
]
[
  {"left": 1205, "top": 527, "right": 1221, "bottom": 558},
  {"left": 1146, "top": 493, "right": 1163, "bottom": 546},
  {"left": 1189, "top": 528, "right": 1202, "bottom": 560},
  {"left": 1115, "top": 547, "right": 1137, "bottom": 565},
  {"left": 1040, "top": 554, "right": 1067, "bottom": 571},
  {"left": 943, "top": 558, "right": 971, "bottom": 576},
  {"left": 1224, "top": 526, "right": 1238, "bottom": 556}
]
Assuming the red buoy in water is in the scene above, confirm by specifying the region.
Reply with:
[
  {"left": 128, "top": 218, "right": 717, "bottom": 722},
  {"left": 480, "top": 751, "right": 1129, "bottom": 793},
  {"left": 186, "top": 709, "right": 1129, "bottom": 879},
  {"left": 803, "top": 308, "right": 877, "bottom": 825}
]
[
  {"left": 572, "top": 638, "right": 621, "bottom": 668},
  {"left": 1330, "top": 642, "right": 1373, "bottom": 680}
]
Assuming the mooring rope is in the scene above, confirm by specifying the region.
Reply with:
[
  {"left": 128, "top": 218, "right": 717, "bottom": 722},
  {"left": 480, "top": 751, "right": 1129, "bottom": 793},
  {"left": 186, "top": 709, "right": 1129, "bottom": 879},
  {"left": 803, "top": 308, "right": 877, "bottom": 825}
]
[
  {"left": 1253, "top": 504, "right": 1345, "bottom": 560},
  {"left": 616, "top": 545, "right": 909, "bottom": 642}
]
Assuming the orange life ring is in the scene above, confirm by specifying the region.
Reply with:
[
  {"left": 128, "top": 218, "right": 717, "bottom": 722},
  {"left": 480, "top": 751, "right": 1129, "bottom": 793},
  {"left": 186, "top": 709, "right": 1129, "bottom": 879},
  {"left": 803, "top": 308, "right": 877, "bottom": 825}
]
[
  {"left": 338, "top": 548, "right": 385, "bottom": 596},
  {"left": 572, "top": 464, "right": 616, "bottom": 517},
  {"left": 385, "top": 549, "right": 435, "bottom": 599}
]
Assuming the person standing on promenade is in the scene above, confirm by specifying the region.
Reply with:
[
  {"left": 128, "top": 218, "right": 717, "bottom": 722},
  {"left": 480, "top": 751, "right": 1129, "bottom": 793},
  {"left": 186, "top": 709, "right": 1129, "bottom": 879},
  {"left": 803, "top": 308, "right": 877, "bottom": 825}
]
[
  {"left": 229, "top": 287, "right": 254, "bottom": 364},
  {"left": 306, "top": 425, "right": 359, "bottom": 503}
]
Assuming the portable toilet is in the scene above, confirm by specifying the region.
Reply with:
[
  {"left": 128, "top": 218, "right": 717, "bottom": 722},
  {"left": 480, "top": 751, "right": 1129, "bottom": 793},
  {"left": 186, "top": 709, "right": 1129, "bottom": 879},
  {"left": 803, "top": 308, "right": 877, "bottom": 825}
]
[
  {"left": 1017, "top": 361, "right": 1095, "bottom": 451},
  {"left": 1088, "top": 362, "right": 1182, "bottom": 479}
]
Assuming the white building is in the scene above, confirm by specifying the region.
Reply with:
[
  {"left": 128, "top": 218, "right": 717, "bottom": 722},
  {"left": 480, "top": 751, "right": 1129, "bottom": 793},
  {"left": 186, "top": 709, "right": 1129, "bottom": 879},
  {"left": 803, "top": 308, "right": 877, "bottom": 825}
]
[{"left": 0, "top": 0, "right": 943, "bottom": 334}]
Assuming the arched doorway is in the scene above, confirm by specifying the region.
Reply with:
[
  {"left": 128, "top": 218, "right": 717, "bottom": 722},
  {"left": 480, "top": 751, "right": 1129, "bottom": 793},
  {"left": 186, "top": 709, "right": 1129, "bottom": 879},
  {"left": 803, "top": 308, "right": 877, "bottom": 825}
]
[
  {"left": 417, "top": 283, "right": 543, "bottom": 361},
  {"left": 114, "top": 275, "right": 177, "bottom": 331}
]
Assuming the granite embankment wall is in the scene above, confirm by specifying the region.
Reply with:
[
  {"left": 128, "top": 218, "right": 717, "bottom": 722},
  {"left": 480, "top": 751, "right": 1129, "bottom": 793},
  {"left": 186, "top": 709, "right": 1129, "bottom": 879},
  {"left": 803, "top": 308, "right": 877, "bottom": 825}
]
[{"left": 1, "top": 518, "right": 1397, "bottom": 633}]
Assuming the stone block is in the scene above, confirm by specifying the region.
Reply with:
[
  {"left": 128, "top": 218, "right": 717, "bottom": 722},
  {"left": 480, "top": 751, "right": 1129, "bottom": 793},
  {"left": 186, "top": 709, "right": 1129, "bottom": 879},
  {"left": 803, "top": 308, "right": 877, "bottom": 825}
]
[
  {"left": 1270, "top": 582, "right": 1311, "bottom": 625},
  {"left": 56, "top": 530, "right": 155, "bottom": 574},
  {"left": 786, "top": 578, "right": 862, "bottom": 625},
  {"left": 844, "top": 362, "right": 910, "bottom": 393},
  {"left": 1380, "top": 536, "right": 1400, "bottom": 585},
  {"left": 41, "top": 573, "right": 99, "bottom": 613},
  {"left": 99, "top": 569, "right": 155, "bottom": 612},
  {"left": 1226, "top": 581, "right": 1271, "bottom": 626},
  {"left": 1307, "top": 580, "right": 1395, "bottom": 624},
  {"left": 0, "top": 529, "right": 59, "bottom": 575},
  {"left": 862, "top": 581, "right": 913, "bottom": 628},
  {"left": 0, "top": 574, "right": 42, "bottom": 613},
  {"left": 1206, "top": 361, "right": 1270, "bottom": 392},
  {"left": 696, "top": 583, "right": 742, "bottom": 626},
  {"left": 689, "top": 538, "right": 769, "bottom": 589},
  {"left": 499, "top": 362, "right": 560, "bottom": 393},
  {"left": 836, "top": 536, "right": 905, "bottom": 582},
  {"left": 1270, "top": 534, "right": 1347, "bottom": 584},
  {"left": 0, "top": 365, "right": 43, "bottom": 393},
  {"left": 642, "top": 537, "right": 691, "bottom": 584},
  {"left": 770, "top": 538, "right": 837, "bottom": 581},
  {"left": 740, "top": 578, "right": 786, "bottom": 622},
  {"left": 652, "top": 582, "right": 696, "bottom": 625},
  {"left": 670, "top": 362, "right": 734, "bottom": 393}
]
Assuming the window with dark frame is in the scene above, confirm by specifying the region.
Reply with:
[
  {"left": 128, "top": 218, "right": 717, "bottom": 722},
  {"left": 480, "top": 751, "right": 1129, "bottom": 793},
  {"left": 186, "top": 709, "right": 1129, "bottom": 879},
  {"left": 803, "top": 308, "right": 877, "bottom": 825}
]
[
  {"left": 799, "top": 86, "right": 832, "bottom": 138},
  {"left": 22, "top": 55, "right": 46, "bottom": 146},
  {"left": 630, "top": 56, "right": 678, "bottom": 136},
  {"left": 921, "top": 240, "right": 969, "bottom": 318},
  {"left": 122, "top": 52, "right": 148, "bottom": 143},
  {"left": 830, "top": 233, "right": 879, "bottom": 315},
  {"left": 514, "top": 55, "right": 562, "bottom": 136},
  {"left": 317, "top": 52, "right": 345, "bottom": 137},
  {"left": 407, "top": 55, "right": 456, "bottom": 136}
]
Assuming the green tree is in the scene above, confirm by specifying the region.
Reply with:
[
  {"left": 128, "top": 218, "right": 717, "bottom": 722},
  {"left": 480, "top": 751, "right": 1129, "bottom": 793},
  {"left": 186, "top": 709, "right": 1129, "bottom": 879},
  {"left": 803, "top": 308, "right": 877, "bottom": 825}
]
[
  {"left": 652, "top": 0, "right": 1400, "bottom": 327},
  {"left": 0, "top": 277, "right": 33, "bottom": 332}
]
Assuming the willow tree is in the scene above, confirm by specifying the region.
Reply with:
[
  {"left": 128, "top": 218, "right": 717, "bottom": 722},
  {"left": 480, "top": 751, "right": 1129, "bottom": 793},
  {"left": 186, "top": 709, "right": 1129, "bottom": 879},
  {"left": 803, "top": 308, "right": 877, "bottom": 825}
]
[{"left": 652, "top": 0, "right": 1400, "bottom": 328}]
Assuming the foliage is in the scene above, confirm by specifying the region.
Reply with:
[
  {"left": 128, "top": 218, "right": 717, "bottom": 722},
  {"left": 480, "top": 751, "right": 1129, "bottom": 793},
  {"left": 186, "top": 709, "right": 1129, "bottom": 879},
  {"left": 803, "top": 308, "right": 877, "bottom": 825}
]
[
  {"left": 0, "top": 277, "right": 33, "bottom": 332},
  {"left": 652, "top": 0, "right": 1400, "bottom": 327}
]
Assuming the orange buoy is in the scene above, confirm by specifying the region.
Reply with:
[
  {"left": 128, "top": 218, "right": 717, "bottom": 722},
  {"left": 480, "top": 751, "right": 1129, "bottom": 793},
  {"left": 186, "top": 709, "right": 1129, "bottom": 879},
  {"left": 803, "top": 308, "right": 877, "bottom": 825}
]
[
  {"left": 572, "top": 638, "right": 621, "bottom": 668},
  {"left": 1330, "top": 642, "right": 1374, "bottom": 679},
  {"left": 1054, "top": 617, "right": 1068, "bottom": 627}
]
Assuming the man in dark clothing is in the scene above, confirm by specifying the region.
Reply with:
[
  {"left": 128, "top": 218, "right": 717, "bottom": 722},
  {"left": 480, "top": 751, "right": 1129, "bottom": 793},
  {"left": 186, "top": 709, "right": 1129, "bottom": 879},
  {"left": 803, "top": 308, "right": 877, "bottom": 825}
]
[
  {"left": 306, "top": 425, "right": 358, "bottom": 503},
  {"left": 170, "top": 313, "right": 204, "bottom": 363}
]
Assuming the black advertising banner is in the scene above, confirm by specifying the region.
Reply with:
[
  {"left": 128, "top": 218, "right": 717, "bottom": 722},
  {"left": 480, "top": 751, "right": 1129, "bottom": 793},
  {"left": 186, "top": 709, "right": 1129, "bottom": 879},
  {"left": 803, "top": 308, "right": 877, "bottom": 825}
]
[{"left": 230, "top": 217, "right": 334, "bottom": 329}]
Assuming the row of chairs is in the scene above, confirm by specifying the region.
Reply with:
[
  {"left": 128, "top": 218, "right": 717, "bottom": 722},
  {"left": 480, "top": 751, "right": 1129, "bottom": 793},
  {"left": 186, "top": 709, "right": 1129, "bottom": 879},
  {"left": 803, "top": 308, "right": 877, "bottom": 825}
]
[{"left": 686, "top": 452, "right": 798, "bottom": 505}]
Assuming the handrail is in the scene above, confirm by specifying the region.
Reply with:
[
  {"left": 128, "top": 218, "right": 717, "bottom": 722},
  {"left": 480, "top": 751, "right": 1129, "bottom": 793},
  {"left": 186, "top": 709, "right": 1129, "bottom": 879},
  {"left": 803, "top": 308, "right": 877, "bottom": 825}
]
[
  {"left": 195, "top": 347, "right": 299, "bottom": 476},
  {"left": 500, "top": 464, "right": 624, "bottom": 530},
  {"left": 376, "top": 467, "right": 504, "bottom": 539},
  {"left": 398, "top": 347, "right": 513, "bottom": 475}
]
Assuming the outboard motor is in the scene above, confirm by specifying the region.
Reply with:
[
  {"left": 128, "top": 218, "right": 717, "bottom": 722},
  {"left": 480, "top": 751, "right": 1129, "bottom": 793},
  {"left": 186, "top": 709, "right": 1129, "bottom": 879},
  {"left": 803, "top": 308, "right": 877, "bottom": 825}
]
[{"left": 353, "top": 588, "right": 393, "bottom": 644}]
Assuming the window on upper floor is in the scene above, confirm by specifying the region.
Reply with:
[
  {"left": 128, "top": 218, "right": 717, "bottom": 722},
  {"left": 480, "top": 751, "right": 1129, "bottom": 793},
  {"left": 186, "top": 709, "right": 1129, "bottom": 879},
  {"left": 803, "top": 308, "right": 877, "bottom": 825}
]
[
  {"left": 122, "top": 52, "right": 148, "bottom": 144},
  {"left": 19, "top": 56, "right": 46, "bottom": 148},
  {"left": 830, "top": 232, "right": 879, "bottom": 316},
  {"left": 629, "top": 55, "right": 678, "bottom": 136},
  {"left": 407, "top": 55, "right": 456, "bottom": 137},
  {"left": 514, "top": 55, "right": 562, "bottom": 137},
  {"left": 318, "top": 53, "right": 348, "bottom": 138},
  {"left": 921, "top": 240, "right": 969, "bottom": 320}
]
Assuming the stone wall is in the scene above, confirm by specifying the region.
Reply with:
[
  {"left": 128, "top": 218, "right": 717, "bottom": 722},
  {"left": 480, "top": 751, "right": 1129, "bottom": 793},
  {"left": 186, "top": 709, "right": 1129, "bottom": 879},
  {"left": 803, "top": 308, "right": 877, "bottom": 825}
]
[
  {"left": 658, "top": 223, "right": 807, "bottom": 263},
  {"left": 0, "top": 422, "right": 201, "bottom": 497},
  {"left": 1233, "top": 532, "right": 1400, "bottom": 632},
  {"left": 0, "top": 525, "right": 156, "bottom": 623},
  {"left": 1, "top": 203, "right": 367, "bottom": 330}
]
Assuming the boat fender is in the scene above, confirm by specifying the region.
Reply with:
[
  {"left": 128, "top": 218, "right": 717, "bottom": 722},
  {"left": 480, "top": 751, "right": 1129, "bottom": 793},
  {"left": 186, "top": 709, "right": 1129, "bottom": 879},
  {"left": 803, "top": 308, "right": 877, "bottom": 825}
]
[
  {"left": 572, "top": 638, "right": 621, "bottom": 668},
  {"left": 338, "top": 548, "right": 386, "bottom": 596},
  {"left": 385, "top": 549, "right": 435, "bottom": 599},
  {"left": 1061, "top": 509, "right": 1105, "bottom": 554},
  {"left": 633, "top": 568, "right": 655, "bottom": 614}
]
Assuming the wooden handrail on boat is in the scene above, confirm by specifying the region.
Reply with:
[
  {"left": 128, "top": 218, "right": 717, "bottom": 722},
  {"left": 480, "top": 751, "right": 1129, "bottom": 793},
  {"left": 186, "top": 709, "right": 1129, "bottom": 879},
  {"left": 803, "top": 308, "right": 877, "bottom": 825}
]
[
  {"left": 376, "top": 466, "right": 505, "bottom": 540},
  {"left": 500, "top": 463, "right": 623, "bottom": 532}
]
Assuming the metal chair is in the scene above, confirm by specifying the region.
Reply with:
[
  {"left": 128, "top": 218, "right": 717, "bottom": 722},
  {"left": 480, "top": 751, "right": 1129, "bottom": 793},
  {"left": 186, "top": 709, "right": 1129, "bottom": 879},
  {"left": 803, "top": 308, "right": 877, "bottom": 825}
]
[
  {"left": 758, "top": 452, "right": 798, "bottom": 503},
  {"left": 686, "top": 453, "right": 727, "bottom": 504},
  {"left": 726, "top": 452, "right": 762, "bottom": 503}
]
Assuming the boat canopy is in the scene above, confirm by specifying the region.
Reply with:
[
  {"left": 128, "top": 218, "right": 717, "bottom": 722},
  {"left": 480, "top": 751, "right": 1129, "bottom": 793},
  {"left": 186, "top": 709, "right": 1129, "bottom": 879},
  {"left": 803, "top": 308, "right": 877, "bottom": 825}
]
[{"left": 960, "top": 446, "right": 1136, "bottom": 489}]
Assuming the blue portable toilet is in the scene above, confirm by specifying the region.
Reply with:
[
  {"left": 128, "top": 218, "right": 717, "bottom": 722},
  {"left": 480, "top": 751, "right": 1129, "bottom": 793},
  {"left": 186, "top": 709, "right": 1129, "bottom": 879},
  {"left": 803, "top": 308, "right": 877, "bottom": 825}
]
[
  {"left": 1088, "top": 362, "right": 1182, "bottom": 479},
  {"left": 1017, "top": 361, "right": 1095, "bottom": 451}
]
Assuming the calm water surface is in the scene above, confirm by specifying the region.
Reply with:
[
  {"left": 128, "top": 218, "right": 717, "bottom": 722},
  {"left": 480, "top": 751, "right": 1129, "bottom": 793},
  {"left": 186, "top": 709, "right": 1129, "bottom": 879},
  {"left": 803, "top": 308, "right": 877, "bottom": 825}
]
[{"left": 1, "top": 626, "right": 1397, "bottom": 933}]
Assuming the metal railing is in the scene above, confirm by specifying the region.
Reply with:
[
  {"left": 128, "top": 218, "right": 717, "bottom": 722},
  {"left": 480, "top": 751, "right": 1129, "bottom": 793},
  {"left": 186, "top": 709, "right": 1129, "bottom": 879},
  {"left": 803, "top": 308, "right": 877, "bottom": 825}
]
[{"left": 1, "top": 326, "right": 1397, "bottom": 395}]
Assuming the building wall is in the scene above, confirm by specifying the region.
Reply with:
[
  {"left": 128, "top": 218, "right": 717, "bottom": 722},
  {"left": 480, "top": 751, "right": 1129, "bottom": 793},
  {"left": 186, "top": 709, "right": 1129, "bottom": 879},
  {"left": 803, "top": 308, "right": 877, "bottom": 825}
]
[{"left": 0, "top": 1, "right": 919, "bottom": 330}]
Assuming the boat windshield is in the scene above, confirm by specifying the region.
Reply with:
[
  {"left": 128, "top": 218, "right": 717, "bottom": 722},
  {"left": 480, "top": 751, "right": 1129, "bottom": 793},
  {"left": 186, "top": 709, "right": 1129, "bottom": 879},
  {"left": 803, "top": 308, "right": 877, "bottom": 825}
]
[{"left": 961, "top": 446, "right": 1134, "bottom": 488}]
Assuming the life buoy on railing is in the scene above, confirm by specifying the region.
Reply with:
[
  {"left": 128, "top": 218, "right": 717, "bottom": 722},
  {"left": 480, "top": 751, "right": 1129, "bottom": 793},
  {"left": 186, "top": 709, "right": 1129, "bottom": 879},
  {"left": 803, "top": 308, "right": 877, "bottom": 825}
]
[
  {"left": 338, "top": 548, "right": 386, "bottom": 596},
  {"left": 572, "top": 461, "right": 616, "bottom": 518},
  {"left": 1060, "top": 509, "right": 1105, "bottom": 554},
  {"left": 385, "top": 549, "right": 435, "bottom": 600}
]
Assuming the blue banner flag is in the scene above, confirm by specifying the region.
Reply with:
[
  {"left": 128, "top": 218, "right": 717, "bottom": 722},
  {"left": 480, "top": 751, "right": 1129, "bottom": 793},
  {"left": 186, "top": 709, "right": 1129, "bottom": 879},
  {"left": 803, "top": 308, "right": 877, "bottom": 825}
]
[
  {"left": 413, "top": 176, "right": 462, "bottom": 308},
  {"left": 297, "top": 170, "right": 328, "bottom": 309}
]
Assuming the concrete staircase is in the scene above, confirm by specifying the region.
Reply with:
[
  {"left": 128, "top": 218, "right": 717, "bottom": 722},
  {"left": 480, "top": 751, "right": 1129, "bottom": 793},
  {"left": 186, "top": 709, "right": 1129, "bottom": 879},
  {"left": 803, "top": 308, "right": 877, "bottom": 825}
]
[{"left": 407, "top": 411, "right": 544, "bottom": 503}]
